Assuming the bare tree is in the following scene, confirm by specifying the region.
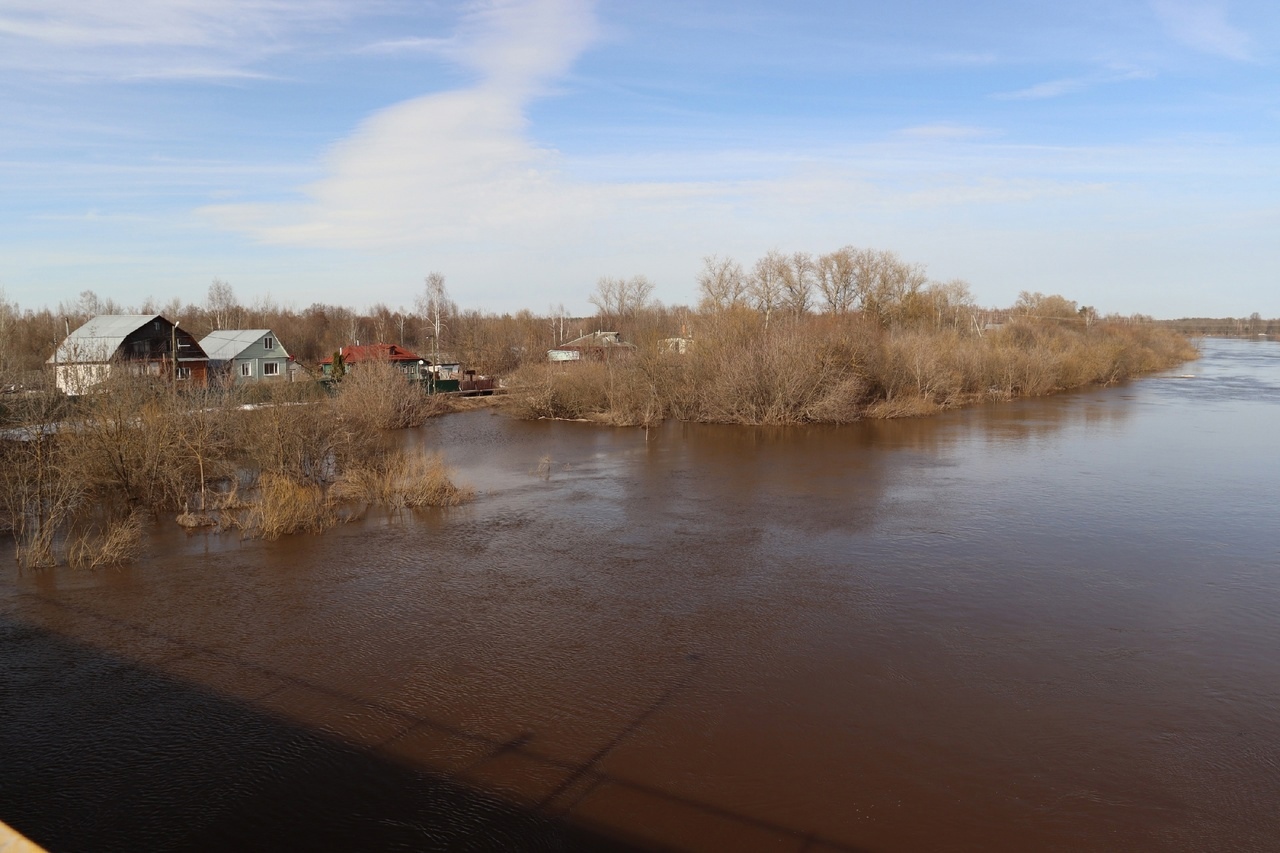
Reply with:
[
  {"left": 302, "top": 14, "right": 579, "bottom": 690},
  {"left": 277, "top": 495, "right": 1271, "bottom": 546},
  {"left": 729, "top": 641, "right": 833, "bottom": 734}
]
[
  {"left": 816, "top": 247, "right": 858, "bottom": 314},
  {"left": 781, "top": 251, "right": 814, "bottom": 317},
  {"left": 697, "top": 255, "right": 747, "bottom": 312},
  {"left": 207, "top": 279, "right": 239, "bottom": 330},
  {"left": 590, "top": 275, "right": 654, "bottom": 325},
  {"left": 415, "top": 272, "right": 454, "bottom": 353},
  {"left": 748, "top": 251, "right": 787, "bottom": 329},
  {"left": 549, "top": 303, "right": 567, "bottom": 345}
]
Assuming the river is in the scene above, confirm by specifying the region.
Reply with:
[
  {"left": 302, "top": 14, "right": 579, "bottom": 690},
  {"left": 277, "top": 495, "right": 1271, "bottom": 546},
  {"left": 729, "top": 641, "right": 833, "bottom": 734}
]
[{"left": 3, "top": 337, "right": 1278, "bottom": 852}]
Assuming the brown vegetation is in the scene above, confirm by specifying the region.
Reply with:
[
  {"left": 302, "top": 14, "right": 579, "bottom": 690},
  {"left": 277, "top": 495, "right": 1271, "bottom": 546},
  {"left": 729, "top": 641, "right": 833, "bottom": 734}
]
[
  {"left": 0, "top": 364, "right": 470, "bottom": 567},
  {"left": 505, "top": 302, "right": 1198, "bottom": 427}
]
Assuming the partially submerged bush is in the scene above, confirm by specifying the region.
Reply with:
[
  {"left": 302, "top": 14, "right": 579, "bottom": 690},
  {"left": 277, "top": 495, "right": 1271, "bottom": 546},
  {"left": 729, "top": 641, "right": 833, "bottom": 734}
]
[
  {"left": 67, "top": 511, "right": 145, "bottom": 569},
  {"left": 244, "top": 472, "right": 335, "bottom": 540},
  {"left": 333, "top": 360, "right": 450, "bottom": 431},
  {"left": 331, "top": 450, "right": 472, "bottom": 509}
]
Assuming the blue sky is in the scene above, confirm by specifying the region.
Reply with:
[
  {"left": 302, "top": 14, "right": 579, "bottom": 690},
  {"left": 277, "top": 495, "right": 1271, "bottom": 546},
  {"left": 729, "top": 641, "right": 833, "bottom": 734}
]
[{"left": 1, "top": 0, "right": 1277, "bottom": 317}]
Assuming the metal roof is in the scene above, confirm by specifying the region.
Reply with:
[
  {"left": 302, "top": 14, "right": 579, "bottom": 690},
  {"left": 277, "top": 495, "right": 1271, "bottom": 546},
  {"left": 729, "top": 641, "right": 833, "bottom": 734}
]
[
  {"left": 320, "top": 343, "right": 422, "bottom": 364},
  {"left": 198, "top": 329, "right": 278, "bottom": 361},
  {"left": 47, "top": 314, "right": 163, "bottom": 364}
]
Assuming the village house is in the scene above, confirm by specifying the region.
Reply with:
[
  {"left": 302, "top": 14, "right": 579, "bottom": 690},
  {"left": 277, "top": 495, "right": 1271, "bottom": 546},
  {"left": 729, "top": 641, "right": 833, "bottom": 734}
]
[
  {"left": 48, "top": 314, "right": 209, "bottom": 395},
  {"left": 547, "top": 331, "right": 637, "bottom": 362},
  {"left": 319, "top": 343, "right": 427, "bottom": 380},
  {"left": 199, "top": 329, "right": 298, "bottom": 385}
]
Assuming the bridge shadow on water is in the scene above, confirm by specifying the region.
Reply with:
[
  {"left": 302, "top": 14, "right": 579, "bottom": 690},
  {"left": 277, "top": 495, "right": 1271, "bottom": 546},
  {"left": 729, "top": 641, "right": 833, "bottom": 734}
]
[
  {"left": 1, "top": 605, "right": 869, "bottom": 852},
  {"left": 0, "top": 613, "right": 641, "bottom": 852}
]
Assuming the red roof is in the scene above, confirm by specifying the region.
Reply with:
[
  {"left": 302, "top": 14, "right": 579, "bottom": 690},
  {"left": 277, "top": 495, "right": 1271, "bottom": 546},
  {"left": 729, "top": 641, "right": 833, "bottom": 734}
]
[{"left": 320, "top": 343, "right": 421, "bottom": 365}]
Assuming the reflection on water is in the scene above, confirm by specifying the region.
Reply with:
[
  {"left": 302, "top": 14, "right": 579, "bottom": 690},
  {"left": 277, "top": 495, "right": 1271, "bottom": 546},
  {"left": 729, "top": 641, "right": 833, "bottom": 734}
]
[{"left": 3, "top": 338, "right": 1279, "bottom": 851}]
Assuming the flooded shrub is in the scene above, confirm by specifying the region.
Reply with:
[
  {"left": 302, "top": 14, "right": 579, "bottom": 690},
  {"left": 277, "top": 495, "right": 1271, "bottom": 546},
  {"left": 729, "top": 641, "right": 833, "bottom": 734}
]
[
  {"left": 331, "top": 451, "right": 472, "bottom": 509},
  {"left": 244, "top": 472, "right": 335, "bottom": 540},
  {"left": 333, "top": 360, "right": 448, "bottom": 431},
  {"left": 503, "top": 362, "right": 613, "bottom": 420},
  {"left": 67, "top": 511, "right": 145, "bottom": 569}
]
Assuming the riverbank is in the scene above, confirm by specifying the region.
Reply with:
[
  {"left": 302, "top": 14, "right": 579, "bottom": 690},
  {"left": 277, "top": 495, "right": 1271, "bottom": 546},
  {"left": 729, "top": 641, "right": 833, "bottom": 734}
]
[
  {"left": 503, "top": 316, "right": 1198, "bottom": 426},
  {"left": 0, "top": 361, "right": 470, "bottom": 569}
]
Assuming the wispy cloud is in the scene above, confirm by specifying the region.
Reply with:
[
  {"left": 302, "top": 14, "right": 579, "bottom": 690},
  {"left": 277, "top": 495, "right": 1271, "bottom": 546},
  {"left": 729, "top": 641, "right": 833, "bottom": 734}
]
[
  {"left": 0, "top": 0, "right": 355, "bottom": 79},
  {"left": 993, "top": 67, "right": 1155, "bottom": 101},
  {"left": 1150, "top": 0, "right": 1253, "bottom": 60},
  {"left": 206, "top": 0, "right": 606, "bottom": 247},
  {"left": 994, "top": 77, "right": 1089, "bottom": 101},
  {"left": 898, "top": 124, "right": 995, "bottom": 141}
]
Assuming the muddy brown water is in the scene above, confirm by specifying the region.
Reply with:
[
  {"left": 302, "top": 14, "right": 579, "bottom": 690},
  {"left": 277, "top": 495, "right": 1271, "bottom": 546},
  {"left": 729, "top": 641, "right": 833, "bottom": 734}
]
[{"left": 3, "top": 338, "right": 1279, "bottom": 852}]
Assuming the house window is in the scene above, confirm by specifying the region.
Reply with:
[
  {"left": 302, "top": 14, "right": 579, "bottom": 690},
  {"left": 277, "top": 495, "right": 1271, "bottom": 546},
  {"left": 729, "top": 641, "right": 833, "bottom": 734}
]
[
  {"left": 263, "top": 362, "right": 280, "bottom": 377},
  {"left": 241, "top": 363, "right": 253, "bottom": 377},
  {"left": 176, "top": 367, "right": 191, "bottom": 380},
  {"left": 263, "top": 337, "right": 274, "bottom": 350}
]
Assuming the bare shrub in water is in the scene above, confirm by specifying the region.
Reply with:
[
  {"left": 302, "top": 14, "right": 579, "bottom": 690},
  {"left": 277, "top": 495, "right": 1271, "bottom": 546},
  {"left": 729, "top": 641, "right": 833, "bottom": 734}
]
[
  {"left": 244, "top": 472, "right": 335, "bottom": 539},
  {"left": 334, "top": 359, "right": 448, "bottom": 431},
  {"left": 331, "top": 451, "right": 472, "bottom": 509},
  {"left": 0, "top": 387, "right": 84, "bottom": 567},
  {"left": 67, "top": 511, "right": 145, "bottom": 569}
]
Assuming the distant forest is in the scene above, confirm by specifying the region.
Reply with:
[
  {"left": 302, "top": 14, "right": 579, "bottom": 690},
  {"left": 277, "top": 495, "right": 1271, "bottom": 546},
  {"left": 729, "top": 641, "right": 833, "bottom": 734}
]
[{"left": 1158, "top": 314, "right": 1278, "bottom": 337}]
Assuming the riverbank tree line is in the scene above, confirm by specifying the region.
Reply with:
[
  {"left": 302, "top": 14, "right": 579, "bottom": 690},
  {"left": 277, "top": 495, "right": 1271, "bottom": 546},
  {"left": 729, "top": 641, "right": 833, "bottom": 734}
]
[{"left": 506, "top": 250, "right": 1199, "bottom": 426}]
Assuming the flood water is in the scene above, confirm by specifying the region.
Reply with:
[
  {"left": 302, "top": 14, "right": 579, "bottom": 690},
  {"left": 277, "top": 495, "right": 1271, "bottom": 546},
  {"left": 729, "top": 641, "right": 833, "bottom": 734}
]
[{"left": 3, "top": 337, "right": 1279, "bottom": 851}]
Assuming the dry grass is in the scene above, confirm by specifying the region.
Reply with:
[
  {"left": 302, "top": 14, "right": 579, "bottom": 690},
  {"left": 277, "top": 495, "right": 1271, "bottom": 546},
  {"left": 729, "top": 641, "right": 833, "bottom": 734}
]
[
  {"left": 333, "top": 360, "right": 451, "bottom": 431},
  {"left": 67, "top": 511, "right": 145, "bottom": 569},
  {"left": 503, "top": 316, "right": 1198, "bottom": 426},
  {"left": 244, "top": 472, "right": 335, "bottom": 539},
  {"left": 331, "top": 450, "right": 472, "bottom": 509}
]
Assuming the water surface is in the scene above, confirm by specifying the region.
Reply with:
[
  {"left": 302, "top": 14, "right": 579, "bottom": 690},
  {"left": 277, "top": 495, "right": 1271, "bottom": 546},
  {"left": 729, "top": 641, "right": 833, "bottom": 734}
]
[{"left": 3, "top": 337, "right": 1278, "bottom": 851}]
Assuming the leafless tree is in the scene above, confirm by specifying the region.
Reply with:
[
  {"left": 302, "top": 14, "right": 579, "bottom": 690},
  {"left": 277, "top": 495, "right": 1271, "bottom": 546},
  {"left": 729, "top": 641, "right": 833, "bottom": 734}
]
[
  {"left": 748, "top": 251, "right": 787, "bottom": 329},
  {"left": 207, "top": 279, "right": 239, "bottom": 330},
  {"left": 590, "top": 275, "right": 655, "bottom": 325},
  {"left": 416, "top": 272, "right": 455, "bottom": 352},
  {"left": 697, "top": 255, "right": 747, "bottom": 312},
  {"left": 816, "top": 247, "right": 858, "bottom": 314},
  {"left": 781, "top": 251, "right": 814, "bottom": 316}
]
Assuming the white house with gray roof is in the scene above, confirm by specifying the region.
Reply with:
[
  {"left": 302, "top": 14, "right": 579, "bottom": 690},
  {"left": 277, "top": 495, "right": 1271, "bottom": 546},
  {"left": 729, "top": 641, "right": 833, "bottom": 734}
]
[
  {"left": 48, "top": 314, "right": 209, "bottom": 395},
  {"left": 198, "top": 329, "right": 295, "bottom": 385}
]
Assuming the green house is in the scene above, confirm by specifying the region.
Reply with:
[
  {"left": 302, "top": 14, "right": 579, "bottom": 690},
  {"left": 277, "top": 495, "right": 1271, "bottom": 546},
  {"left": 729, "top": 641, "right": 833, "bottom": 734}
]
[{"left": 199, "top": 329, "right": 295, "bottom": 385}]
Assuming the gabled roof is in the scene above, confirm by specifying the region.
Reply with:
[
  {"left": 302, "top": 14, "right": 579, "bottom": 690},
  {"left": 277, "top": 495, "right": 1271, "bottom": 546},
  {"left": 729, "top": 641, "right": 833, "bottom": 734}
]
[
  {"left": 199, "top": 329, "right": 281, "bottom": 361},
  {"left": 47, "top": 314, "right": 163, "bottom": 364},
  {"left": 320, "top": 343, "right": 421, "bottom": 365},
  {"left": 552, "top": 331, "right": 634, "bottom": 350}
]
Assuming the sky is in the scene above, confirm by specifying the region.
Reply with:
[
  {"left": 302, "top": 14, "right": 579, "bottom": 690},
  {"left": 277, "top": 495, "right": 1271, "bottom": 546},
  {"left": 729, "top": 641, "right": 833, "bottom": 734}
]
[{"left": 1, "top": 0, "right": 1277, "bottom": 318}]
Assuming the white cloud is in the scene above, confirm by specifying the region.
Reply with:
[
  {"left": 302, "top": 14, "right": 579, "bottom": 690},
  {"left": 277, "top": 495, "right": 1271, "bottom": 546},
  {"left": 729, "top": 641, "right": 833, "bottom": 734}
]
[
  {"left": 1150, "top": 0, "right": 1253, "bottom": 60},
  {"left": 0, "top": 0, "right": 355, "bottom": 78},
  {"left": 207, "top": 0, "right": 608, "bottom": 247},
  {"left": 994, "top": 77, "right": 1089, "bottom": 101},
  {"left": 993, "top": 67, "right": 1155, "bottom": 101},
  {"left": 897, "top": 124, "right": 995, "bottom": 141},
  {"left": 1150, "top": 0, "right": 1254, "bottom": 60}
]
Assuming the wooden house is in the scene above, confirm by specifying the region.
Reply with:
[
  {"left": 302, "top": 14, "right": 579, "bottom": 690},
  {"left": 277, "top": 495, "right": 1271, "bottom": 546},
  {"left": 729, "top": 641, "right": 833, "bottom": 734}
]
[
  {"left": 48, "top": 314, "right": 209, "bottom": 395},
  {"left": 199, "top": 329, "right": 298, "bottom": 385},
  {"left": 547, "top": 331, "right": 637, "bottom": 362},
  {"left": 319, "top": 343, "right": 426, "bottom": 379}
]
